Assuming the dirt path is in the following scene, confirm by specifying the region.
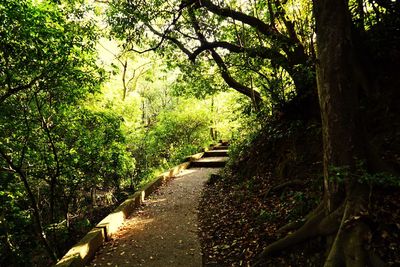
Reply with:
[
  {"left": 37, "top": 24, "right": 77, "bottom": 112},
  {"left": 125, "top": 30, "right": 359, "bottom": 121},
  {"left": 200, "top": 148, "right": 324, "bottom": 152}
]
[{"left": 88, "top": 168, "right": 220, "bottom": 267}]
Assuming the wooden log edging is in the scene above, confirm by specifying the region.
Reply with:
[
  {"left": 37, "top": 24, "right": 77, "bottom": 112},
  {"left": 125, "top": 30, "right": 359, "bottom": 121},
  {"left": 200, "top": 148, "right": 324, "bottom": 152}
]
[{"left": 54, "top": 147, "right": 214, "bottom": 267}]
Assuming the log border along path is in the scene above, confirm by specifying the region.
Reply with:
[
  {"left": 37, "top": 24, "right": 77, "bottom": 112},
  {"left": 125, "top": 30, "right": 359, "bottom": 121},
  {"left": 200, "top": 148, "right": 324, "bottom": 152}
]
[{"left": 87, "top": 146, "right": 229, "bottom": 267}]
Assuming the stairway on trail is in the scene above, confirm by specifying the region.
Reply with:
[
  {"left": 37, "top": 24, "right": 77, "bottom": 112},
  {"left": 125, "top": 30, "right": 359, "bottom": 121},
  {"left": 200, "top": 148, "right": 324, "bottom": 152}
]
[
  {"left": 190, "top": 145, "right": 229, "bottom": 168},
  {"left": 88, "top": 170, "right": 218, "bottom": 267},
  {"left": 85, "top": 143, "right": 229, "bottom": 267}
]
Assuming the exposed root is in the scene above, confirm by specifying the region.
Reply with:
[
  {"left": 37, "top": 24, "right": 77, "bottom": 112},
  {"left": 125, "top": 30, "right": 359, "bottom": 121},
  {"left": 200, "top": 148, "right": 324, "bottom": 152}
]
[
  {"left": 255, "top": 184, "right": 386, "bottom": 267},
  {"left": 276, "top": 220, "right": 305, "bottom": 235},
  {"left": 263, "top": 179, "right": 306, "bottom": 199},
  {"left": 323, "top": 220, "right": 370, "bottom": 267},
  {"left": 254, "top": 205, "right": 326, "bottom": 265},
  {"left": 276, "top": 202, "right": 324, "bottom": 234},
  {"left": 324, "top": 187, "right": 371, "bottom": 267},
  {"left": 318, "top": 204, "right": 344, "bottom": 235},
  {"left": 256, "top": 204, "right": 343, "bottom": 262}
]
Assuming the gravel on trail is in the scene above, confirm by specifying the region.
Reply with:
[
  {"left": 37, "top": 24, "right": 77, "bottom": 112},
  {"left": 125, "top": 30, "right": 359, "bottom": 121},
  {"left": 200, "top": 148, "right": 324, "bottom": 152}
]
[{"left": 88, "top": 167, "right": 220, "bottom": 267}]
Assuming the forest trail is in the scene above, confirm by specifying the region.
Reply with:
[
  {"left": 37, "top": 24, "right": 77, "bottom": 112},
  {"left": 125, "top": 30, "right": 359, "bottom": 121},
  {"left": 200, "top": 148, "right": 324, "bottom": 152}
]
[{"left": 88, "top": 152, "right": 228, "bottom": 267}]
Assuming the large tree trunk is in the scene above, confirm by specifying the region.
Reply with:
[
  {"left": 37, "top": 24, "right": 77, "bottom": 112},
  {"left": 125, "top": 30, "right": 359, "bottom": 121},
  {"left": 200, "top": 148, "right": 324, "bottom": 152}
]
[
  {"left": 254, "top": 0, "right": 383, "bottom": 266},
  {"left": 315, "top": 0, "right": 371, "bottom": 265},
  {"left": 314, "top": 0, "right": 364, "bottom": 209}
]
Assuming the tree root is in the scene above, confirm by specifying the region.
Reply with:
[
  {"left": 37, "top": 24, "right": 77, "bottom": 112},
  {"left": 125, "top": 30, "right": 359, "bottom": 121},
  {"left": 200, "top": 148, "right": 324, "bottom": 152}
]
[
  {"left": 324, "top": 186, "right": 374, "bottom": 267},
  {"left": 263, "top": 179, "right": 306, "bottom": 199},
  {"left": 323, "top": 221, "right": 369, "bottom": 267},
  {"left": 276, "top": 202, "right": 324, "bottom": 234},
  {"left": 254, "top": 205, "right": 328, "bottom": 266},
  {"left": 254, "top": 185, "right": 386, "bottom": 267}
]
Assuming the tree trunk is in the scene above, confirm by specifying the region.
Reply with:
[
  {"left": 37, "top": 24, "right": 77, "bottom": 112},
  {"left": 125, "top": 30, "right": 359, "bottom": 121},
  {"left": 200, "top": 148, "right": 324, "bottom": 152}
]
[
  {"left": 315, "top": 0, "right": 371, "bottom": 265},
  {"left": 254, "top": 0, "right": 380, "bottom": 266},
  {"left": 0, "top": 149, "right": 58, "bottom": 262},
  {"left": 314, "top": 0, "right": 365, "bottom": 207},
  {"left": 122, "top": 59, "right": 128, "bottom": 101}
]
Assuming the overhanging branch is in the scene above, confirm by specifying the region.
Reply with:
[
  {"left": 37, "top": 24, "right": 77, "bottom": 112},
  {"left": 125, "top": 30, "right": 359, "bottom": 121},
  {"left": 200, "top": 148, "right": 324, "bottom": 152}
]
[
  {"left": 188, "top": 8, "right": 263, "bottom": 109},
  {"left": 210, "top": 49, "right": 262, "bottom": 107},
  {"left": 146, "top": 24, "right": 192, "bottom": 57},
  {"left": 189, "top": 41, "right": 288, "bottom": 66},
  {"left": 182, "top": 0, "right": 290, "bottom": 43},
  {"left": 0, "top": 74, "right": 43, "bottom": 104}
]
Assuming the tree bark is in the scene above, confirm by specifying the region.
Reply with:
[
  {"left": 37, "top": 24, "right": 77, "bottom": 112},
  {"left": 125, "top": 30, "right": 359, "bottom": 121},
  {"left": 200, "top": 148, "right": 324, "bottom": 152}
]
[
  {"left": 122, "top": 59, "right": 128, "bottom": 101},
  {"left": 188, "top": 8, "right": 263, "bottom": 111},
  {"left": 0, "top": 148, "right": 59, "bottom": 262},
  {"left": 314, "top": 1, "right": 373, "bottom": 265},
  {"left": 314, "top": 0, "right": 365, "bottom": 209},
  {"left": 254, "top": 0, "right": 377, "bottom": 266}
]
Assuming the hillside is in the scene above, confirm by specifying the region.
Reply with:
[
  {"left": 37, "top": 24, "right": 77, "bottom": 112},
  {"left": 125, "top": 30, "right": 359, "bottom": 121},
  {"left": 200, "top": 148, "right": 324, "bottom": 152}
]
[{"left": 198, "top": 18, "right": 400, "bottom": 264}]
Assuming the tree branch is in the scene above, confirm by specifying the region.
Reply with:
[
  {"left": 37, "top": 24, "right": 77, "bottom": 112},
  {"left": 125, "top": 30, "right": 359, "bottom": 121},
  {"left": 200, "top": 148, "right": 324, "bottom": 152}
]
[
  {"left": 146, "top": 24, "right": 193, "bottom": 57},
  {"left": 128, "top": 6, "right": 186, "bottom": 54},
  {"left": 189, "top": 41, "right": 289, "bottom": 66},
  {"left": 187, "top": 8, "right": 263, "bottom": 109},
  {"left": 184, "top": 0, "right": 308, "bottom": 62},
  {"left": 141, "top": 6, "right": 263, "bottom": 109},
  {"left": 0, "top": 74, "right": 43, "bottom": 105},
  {"left": 191, "top": 0, "right": 276, "bottom": 36},
  {"left": 210, "top": 49, "right": 262, "bottom": 107},
  {"left": 0, "top": 147, "right": 58, "bottom": 261}
]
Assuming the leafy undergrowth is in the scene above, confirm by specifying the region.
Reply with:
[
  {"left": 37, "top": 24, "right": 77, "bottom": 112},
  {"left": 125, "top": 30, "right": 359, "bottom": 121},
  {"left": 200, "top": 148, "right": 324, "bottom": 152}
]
[
  {"left": 198, "top": 120, "right": 400, "bottom": 266},
  {"left": 54, "top": 188, "right": 134, "bottom": 260}
]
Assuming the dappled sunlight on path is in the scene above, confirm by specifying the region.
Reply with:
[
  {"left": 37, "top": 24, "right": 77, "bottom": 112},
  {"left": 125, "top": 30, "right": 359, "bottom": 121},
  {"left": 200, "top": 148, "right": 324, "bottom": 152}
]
[{"left": 89, "top": 168, "right": 220, "bottom": 267}]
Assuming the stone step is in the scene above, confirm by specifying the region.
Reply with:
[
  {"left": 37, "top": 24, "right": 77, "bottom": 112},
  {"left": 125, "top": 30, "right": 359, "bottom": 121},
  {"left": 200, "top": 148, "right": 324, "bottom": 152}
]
[
  {"left": 190, "top": 157, "right": 229, "bottom": 168},
  {"left": 204, "top": 150, "right": 228, "bottom": 157},
  {"left": 212, "top": 145, "right": 229, "bottom": 150}
]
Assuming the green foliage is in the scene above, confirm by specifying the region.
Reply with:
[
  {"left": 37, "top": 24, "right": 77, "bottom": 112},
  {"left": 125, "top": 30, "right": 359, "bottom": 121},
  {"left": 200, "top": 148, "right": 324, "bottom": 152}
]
[
  {"left": 106, "top": 0, "right": 319, "bottom": 112},
  {"left": 55, "top": 107, "right": 134, "bottom": 190},
  {"left": 0, "top": 0, "right": 135, "bottom": 265},
  {"left": 227, "top": 117, "right": 300, "bottom": 167},
  {"left": 0, "top": 0, "right": 103, "bottom": 104},
  {"left": 359, "top": 172, "right": 399, "bottom": 187},
  {"left": 130, "top": 99, "right": 212, "bottom": 182},
  {"left": 0, "top": 183, "right": 37, "bottom": 266},
  {"left": 225, "top": 117, "right": 262, "bottom": 168},
  {"left": 286, "top": 191, "right": 317, "bottom": 220},
  {"left": 328, "top": 162, "right": 399, "bottom": 188},
  {"left": 355, "top": 161, "right": 399, "bottom": 188},
  {"left": 328, "top": 165, "right": 350, "bottom": 184},
  {"left": 171, "top": 61, "right": 226, "bottom": 99}
]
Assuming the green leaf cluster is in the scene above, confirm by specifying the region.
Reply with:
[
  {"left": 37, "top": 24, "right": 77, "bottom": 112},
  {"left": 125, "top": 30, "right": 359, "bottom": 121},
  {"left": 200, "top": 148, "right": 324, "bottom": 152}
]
[{"left": 0, "top": 0, "right": 134, "bottom": 264}]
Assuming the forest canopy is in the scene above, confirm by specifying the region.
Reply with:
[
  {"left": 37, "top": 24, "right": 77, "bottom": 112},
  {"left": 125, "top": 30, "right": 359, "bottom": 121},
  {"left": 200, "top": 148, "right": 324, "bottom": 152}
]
[{"left": 0, "top": 0, "right": 242, "bottom": 265}]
